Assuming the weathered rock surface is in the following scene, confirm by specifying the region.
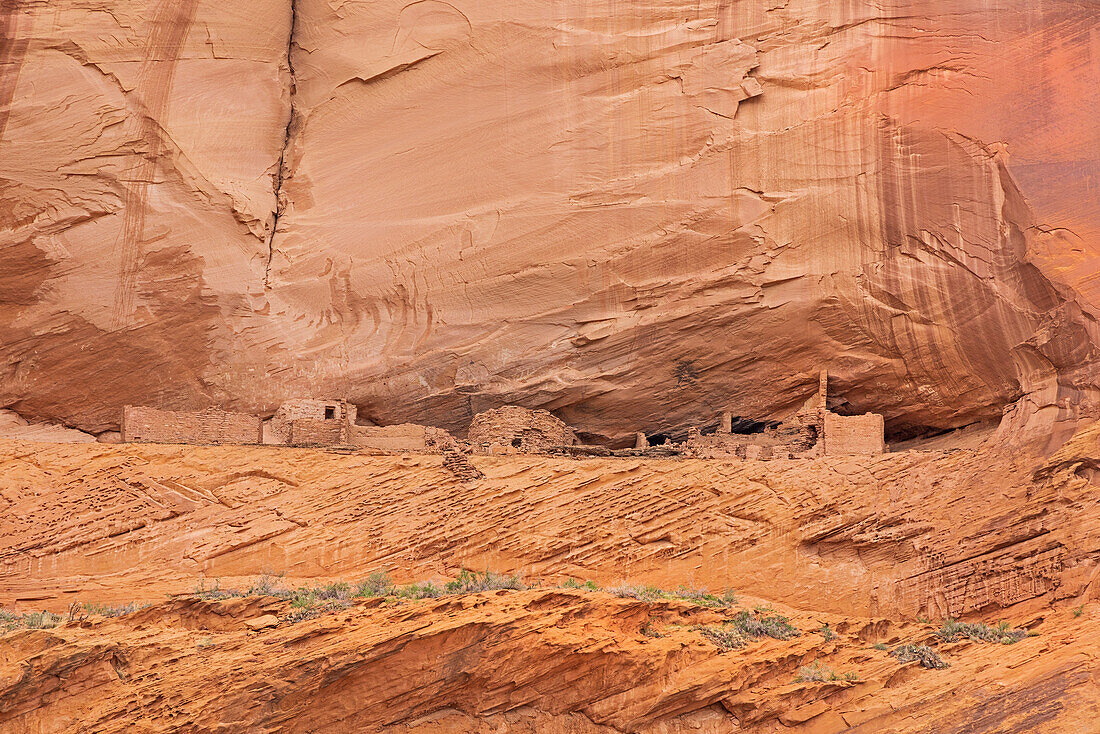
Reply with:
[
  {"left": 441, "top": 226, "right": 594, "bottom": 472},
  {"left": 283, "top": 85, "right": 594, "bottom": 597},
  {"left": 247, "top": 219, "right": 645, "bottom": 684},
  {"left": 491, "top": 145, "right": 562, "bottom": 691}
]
[
  {"left": 1, "top": 422, "right": 1099, "bottom": 731},
  {"left": 0, "top": 2, "right": 1098, "bottom": 443},
  {"left": 2, "top": 590, "right": 1098, "bottom": 733},
  {"left": 2, "top": 422, "right": 1099, "bottom": 619}
]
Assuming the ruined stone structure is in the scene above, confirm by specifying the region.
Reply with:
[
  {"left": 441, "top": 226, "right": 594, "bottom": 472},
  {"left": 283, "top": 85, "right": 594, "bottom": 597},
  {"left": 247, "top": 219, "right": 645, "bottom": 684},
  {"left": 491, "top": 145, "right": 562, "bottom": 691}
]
[
  {"left": 287, "top": 418, "right": 349, "bottom": 447},
  {"left": 268, "top": 399, "right": 357, "bottom": 446},
  {"left": 121, "top": 406, "right": 262, "bottom": 445},
  {"left": 684, "top": 371, "right": 884, "bottom": 459},
  {"left": 351, "top": 424, "right": 454, "bottom": 453},
  {"left": 468, "top": 406, "right": 576, "bottom": 454},
  {"left": 824, "top": 413, "right": 887, "bottom": 455}
]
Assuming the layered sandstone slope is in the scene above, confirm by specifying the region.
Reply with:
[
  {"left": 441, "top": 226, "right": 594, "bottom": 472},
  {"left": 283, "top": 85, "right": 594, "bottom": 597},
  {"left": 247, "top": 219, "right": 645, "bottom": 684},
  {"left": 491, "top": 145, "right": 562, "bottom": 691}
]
[
  {"left": 2, "top": 590, "right": 1098, "bottom": 733},
  {"left": 0, "top": 2, "right": 1098, "bottom": 443},
  {"left": 2, "top": 422, "right": 1098, "bottom": 619}
]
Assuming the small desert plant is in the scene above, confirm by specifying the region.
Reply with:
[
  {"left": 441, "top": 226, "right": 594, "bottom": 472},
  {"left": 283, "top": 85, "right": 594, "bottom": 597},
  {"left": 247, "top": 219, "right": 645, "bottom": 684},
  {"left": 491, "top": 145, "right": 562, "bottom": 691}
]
[
  {"left": 196, "top": 636, "right": 214, "bottom": 649},
  {"left": 22, "top": 611, "right": 61, "bottom": 630},
  {"left": 285, "top": 598, "right": 350, "bottom": 624},
  {"left": 872, "top": 642, "right": 889, "bottom": 651},
  {"left": 607, "top": 584, "right": 665, "bottom": 601},
  {"left": 0, "top": 609, "right": 61, "bottom": 633},
  {"left": 640, "top": 622, "right": 664, "bottom": 638},
  {"left": 445, "top": 569, "right": 524, "bottom": 594},
  {"left": 316, "top": 581, "right": 352, "bottom": 600},
  {"left": 193, "top": 578, "right": 237, "bottom": 601},
  {"left": 892, "top": 644, "right": 949, "bottom": 669},
  {"left": 560, "top": 578, "right": 600, "bottom": 591},
  {"left": 247, "top": 572, "right": 286, "bottom": 597},
  {"left": 608, "top": 584, "right": 736, "bottom": 608},
  {"left": 816, "top": 623, "right": 838, "bottom": 642},
  {"left": 732, "top": 609, "right": 800, "bottom": 640},
  {"left": 395, "top": 581, "right": 443, "bottom": 600},
  {"left": 79, "top": 602, "right": 145, "bottom": 618},
  {"left": 354, "top": 571, "right": 394, "bottom": 597},
  {"left": 795, "top": 662, "right": 856, "bottom": 683},
  {"left": 694, "top": 624, "right": 747, "bottom": 651},
  {"left": 916, "top": 616, "right": 932, "bottom": 624},
  {"left": 937, "top": 618, "right": 1026, "bottom": 645},
  {"left": 1072, "top": 605, "right": 1085, "bottom": 618}
]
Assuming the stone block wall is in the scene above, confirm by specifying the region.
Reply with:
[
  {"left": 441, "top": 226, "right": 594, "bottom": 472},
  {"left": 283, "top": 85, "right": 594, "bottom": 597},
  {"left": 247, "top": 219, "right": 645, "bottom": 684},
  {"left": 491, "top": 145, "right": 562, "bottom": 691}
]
[
  {"left": 269, "top": 399, "right": 357, "bottom": 445},
  {"left": 824, "top": 412, "right": 885, "bottom": 455},
  {"left": 468, "top": 406, "right": 576, "bottom": 454},
  {"left": 287, "top": 418, "right": 348, "bottom": 446},
  {"left": 121, "top": 406, "right": 262, "bottom": 445},
  {"left": 351, "top": 424, "right": 453, "bottom": 452}
]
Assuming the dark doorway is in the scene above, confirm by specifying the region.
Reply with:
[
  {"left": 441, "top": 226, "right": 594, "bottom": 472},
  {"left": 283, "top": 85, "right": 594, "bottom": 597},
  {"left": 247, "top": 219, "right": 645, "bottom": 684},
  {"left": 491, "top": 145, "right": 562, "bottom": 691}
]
[
  {"left": 511, "top": 437, "right": 522, "bottom": 448},
  {"left": 324, "top": 406, "right": 336, "bottom": 420}
]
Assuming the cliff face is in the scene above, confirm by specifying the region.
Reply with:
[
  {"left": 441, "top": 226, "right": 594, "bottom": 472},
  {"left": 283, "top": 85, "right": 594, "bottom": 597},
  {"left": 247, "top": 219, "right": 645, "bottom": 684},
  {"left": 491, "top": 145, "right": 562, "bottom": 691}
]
[
  {"left": 1, "top": 1, "right": 1097, "bottom": 442},
  {"left": 1, "top": 427, "right": 1099, "bottom": 732}
]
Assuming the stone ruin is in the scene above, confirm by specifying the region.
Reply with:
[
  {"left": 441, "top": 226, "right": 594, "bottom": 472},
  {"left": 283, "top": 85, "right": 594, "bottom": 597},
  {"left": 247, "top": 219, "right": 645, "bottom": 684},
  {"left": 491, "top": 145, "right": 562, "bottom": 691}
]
[
  {"left": 681, "top": 371, "right": 885, "bottom": 459},
  {"left": 467, "top": 405, "right": 576, "bottom": 454},
  {"left": 119, "top": 371, "right": 883, "bottom": 460},
  {"left": 267, "top": 398, "right": 356, "bottom": 446},
  {"left": 122, "top": 398, "right": 453, "bottom": 453},
  {"left": 121, "top": 405, "right": 262, "bottom": 446}
]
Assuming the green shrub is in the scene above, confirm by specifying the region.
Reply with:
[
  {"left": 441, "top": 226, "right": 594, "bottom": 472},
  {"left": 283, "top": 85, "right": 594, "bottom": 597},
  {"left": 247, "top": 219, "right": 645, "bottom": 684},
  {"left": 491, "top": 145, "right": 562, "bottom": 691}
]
[
  {"left": 607, "top": 584, "right": 665, "bottom": 601},
  {"left": 694, "top": 625, "right": 747, "bottom": 651},
  {"left": 795, "top": 662, "right": 856, "bottom": 682},
  {"left": 816, "top": 623, "right": 838, "bottom": 641},
  {"left": 247, "top": 572, "right": 286, "bottom": 597},
  {"left": 316, "top": 582, "right": 352, "bottom": 600},
  {"left": 731, "top": 609, "right": 800, "bottom": 640},
  {"left": 193, "top": 578, "right": 237, "bottom": 601},
  {"left": 892, "top": 644, "right": 949, "bottom": 669},
  {"left": 560, "top": 578, "right": 600, "bottom": 591},
  {"left": 608, "top": 584, "right": 736, "bottom": 608},
  {"left": 395, "top": 582, "right": 443, "bottom": 600},
  {"left": 872, "top": 642, "right": 889, "bottom": 651},
  {"left": 1073, "top": 605, "right": 1084, "bottom": 618},
  {"left": 79, "top": 602, "right": 144, "bottom": 618},
  {"left": 286, "top": 599, "right": 350, "bottom": 624},
  {"left": 445, "top": 569, "right": 524, "bottom": 594},
  {"left": 354, "top": 571, "right": 394, "bottom": 597},
  {"left": 937, "top": 618, "right": 1026, "bottom": 645},
  {"left": 1, "top": 610, "right": 62, "bottom": 632}
]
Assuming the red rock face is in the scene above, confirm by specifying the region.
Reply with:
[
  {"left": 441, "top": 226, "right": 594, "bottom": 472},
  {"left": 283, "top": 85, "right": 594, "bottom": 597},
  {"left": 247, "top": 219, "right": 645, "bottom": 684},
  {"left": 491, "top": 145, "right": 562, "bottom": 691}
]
[{"left": 0, "top": 1, "right": 1096, "bottom": 443}]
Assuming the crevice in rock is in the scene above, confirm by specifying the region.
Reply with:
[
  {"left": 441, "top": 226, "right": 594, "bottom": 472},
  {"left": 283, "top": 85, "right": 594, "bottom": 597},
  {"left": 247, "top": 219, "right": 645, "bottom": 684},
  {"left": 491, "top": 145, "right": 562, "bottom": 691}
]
[{"left": 265, "top": 0, "right": 299, "bottom": 289}]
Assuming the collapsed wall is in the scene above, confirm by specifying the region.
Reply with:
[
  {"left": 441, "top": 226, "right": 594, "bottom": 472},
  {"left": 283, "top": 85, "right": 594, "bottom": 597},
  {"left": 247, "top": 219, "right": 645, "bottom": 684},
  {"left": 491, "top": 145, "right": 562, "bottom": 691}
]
[
  {"left": 121, "top": 406, "right": 262, "bottom": 445},
  {"left": 351, "top": 424, "right": 454, "bottom": 452}
]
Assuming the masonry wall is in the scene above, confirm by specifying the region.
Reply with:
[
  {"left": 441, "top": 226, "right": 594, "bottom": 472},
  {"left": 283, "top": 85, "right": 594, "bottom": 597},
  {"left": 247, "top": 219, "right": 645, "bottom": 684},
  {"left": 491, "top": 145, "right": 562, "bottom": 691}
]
[
  {"left": 351, "top": 424, "right": 453, "bottom": 452},
  {"left": 288, "top": 418, "right": 348, "bottom": 446},
  {"left": 468, "top": 406, "right": 576, "bottom": 453},
  {"left": 121, "top": 406, "right": 262, "bottom": 445},
  {"left": 824, "top": 412, "right": 885, "bottom": 455},
  {"left": 269, "top": 399, "right": 357, "bottom": 444}
]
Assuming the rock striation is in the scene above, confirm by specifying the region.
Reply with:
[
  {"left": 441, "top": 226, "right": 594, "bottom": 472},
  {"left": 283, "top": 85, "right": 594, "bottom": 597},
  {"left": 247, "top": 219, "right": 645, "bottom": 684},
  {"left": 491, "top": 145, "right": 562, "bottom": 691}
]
[
  {"left": 2, "top": 590, "right": 1097, "bottom": 733},
  {"left": 2, "top": 422, "right": 1099, "bottom": 620},
  {"left": 0, "top": 2, "right": 1098, "bottom": 444},
  {"left": 1, "top": 420, "right": 1099, "bottom": 731}
]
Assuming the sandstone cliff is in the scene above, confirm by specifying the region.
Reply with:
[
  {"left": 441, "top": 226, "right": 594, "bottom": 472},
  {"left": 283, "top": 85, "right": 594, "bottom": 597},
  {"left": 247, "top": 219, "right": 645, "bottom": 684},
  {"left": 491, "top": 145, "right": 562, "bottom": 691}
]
[
  {"left": 1, "top": 1, "right": 1098, "bottom": 444},
  {"left": 1, "top": 424, "right": 1099, "bottom": 732}
]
